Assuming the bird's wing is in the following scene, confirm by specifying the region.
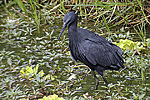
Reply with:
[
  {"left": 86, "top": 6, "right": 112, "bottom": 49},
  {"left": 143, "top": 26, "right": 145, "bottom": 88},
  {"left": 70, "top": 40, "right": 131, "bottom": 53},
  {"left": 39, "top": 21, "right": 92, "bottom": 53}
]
[
  {"left": 78, "top": 38, "right": 121, "bottom": 67},
  {"left": 110, "top": 43, "right": 124, "bottom": 63}
]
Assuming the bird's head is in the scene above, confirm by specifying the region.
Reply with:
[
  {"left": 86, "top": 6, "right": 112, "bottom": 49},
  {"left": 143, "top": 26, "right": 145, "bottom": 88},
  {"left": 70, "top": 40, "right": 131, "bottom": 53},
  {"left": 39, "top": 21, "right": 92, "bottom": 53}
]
[{"left": 58, "top": 10, "right": 78, "bottom": 39}]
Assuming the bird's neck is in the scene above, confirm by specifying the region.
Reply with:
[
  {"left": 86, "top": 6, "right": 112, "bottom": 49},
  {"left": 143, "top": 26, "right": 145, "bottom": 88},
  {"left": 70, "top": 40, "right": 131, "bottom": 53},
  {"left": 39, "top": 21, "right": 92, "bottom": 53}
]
[
  {"left": 68, "top": 20, "right": 82, "bottom": 44},
  {"left": 68, "top": 21, "right": 77, "bottom": 32}
]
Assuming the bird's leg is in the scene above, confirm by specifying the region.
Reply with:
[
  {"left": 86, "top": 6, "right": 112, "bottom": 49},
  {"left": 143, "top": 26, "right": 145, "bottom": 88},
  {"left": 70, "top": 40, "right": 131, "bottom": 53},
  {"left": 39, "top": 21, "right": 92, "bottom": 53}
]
[
  {"left": 93, "top": 71, "right": 99, "bottom": 90},
  {"left": 101, "top": 75, "right": 108, "bottom": 86},
  {"left": 97, "top": 70, "right": 109, "bottom": 86}
]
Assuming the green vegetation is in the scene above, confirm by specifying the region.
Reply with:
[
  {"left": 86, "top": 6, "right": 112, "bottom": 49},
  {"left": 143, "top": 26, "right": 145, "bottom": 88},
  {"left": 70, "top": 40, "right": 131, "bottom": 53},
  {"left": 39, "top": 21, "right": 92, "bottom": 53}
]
[
  {"left": 113, "top": 39, "right": 144, "bottom": 52},
  {"left": 0, "top": 0, "right": 150, "bottom": 99},
  {"left": 38, "top": 94, "right": 65, "bottom": 100}
]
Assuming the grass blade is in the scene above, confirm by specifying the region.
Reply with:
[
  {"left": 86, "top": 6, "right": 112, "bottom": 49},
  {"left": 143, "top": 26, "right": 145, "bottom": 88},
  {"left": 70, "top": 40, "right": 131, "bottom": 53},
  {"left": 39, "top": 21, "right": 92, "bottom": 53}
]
[{"left": 15, "top": 0, "right": 28, "bottom": 16}]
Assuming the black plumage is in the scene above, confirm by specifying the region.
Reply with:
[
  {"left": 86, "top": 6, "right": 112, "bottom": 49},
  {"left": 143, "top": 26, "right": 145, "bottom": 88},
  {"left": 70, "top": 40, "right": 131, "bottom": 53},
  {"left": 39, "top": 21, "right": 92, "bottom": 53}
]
[{"left": 59, "top": 11, "right": 125, "bottom": 89}]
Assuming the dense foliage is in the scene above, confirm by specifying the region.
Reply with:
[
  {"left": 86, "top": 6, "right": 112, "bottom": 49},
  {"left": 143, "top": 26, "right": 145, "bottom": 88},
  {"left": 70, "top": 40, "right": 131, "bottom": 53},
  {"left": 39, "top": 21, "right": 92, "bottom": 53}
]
[{"left": 0, "top": 0, "right": 150, "bottom": 99}]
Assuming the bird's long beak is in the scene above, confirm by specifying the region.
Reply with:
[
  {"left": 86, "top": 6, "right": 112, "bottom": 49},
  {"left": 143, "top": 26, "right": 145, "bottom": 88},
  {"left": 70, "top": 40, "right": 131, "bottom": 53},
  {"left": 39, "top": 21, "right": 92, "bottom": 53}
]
[{"left": 58, "top": 23, "right": 67, "bottom": 40}]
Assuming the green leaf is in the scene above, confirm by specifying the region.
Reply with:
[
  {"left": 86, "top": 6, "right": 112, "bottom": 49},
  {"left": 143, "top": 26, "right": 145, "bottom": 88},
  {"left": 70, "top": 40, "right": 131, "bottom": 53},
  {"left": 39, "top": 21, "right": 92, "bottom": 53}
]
[
  {"left": 38, "top": 70, "right": 44, "bottom": 77},
  {"left": 26, "top": 66, "right": 33, "bottom": 74},
  {"left": 7, "top": 58, "right": 12, "bottom": 66},
  {"left": 45, "top": 74, "right": 50, "bottom": 80},
  {"left": 34, "top": 64, "right": 39, "bottom": 75},
  {"left": 139, "top": 93, "right": 145, "bottom": 99},
  {"left": 68, "top": 74, "right": 76, "bottom": 81}
]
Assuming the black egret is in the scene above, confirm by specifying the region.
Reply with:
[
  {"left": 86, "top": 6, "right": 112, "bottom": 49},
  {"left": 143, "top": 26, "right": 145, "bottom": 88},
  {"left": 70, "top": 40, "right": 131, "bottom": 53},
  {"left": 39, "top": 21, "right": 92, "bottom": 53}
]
[{"left": 59, "top": 11, "right": 125, "bottom": 89}]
